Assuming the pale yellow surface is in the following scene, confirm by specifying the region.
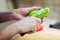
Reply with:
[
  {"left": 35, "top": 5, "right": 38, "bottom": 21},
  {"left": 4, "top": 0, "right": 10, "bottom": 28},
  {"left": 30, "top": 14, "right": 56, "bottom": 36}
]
[{"left": 14, "top": 27, "right": 60, "bottom": 40}]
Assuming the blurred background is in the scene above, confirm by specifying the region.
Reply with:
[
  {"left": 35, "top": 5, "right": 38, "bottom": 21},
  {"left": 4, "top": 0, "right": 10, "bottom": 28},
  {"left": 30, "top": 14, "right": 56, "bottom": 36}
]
[{"left": 0, "top": 0, "right": 60, "bottom": 30}]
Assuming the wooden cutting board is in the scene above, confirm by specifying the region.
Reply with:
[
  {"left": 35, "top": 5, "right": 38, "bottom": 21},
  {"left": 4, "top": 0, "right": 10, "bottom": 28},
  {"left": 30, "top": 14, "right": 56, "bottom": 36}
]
[{"left": 13, "top": 27, "right": 60, "bottom": 40}]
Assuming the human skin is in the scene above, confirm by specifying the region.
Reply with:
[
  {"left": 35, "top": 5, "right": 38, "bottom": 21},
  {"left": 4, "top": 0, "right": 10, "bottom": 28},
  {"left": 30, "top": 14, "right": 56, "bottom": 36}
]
[{"left": 0, "top": 6, "right": 41, "bottom": 40}]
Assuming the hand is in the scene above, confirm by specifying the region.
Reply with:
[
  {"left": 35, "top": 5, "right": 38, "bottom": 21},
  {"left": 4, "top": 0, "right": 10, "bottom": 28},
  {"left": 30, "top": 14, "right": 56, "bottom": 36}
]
[
  {"left": 11, "top": 6, "right": 41, "bottom": 20},
  {"left": 11, "top": 17, "right": 41, "bottom": 33}
]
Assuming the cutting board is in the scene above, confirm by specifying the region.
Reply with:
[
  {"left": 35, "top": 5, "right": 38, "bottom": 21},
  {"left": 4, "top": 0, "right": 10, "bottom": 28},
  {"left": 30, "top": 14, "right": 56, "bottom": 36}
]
[{"left": 12, "top": 27, "right": 60, "bottom": 40}]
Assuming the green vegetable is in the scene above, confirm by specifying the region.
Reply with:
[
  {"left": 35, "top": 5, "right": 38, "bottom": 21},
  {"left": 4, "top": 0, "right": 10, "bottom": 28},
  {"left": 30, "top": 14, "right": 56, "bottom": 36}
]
[{"left": 29, "top": 7, "right": 51, "bottom": 19}]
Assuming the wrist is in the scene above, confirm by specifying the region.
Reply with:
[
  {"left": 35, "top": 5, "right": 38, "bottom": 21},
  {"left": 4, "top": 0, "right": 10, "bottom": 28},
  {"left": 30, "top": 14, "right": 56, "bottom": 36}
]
[
  {"left": 0, "top": 11, "right": 14, "bottom": 23},
  {"left": 5, "top": 11, "right": 15, "bottom": 21}
]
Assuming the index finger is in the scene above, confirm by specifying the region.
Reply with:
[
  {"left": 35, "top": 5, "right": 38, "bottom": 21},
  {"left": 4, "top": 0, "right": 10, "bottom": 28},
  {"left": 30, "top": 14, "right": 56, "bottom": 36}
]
[{"left": 28, "top": 6, "right": 41, "bottom": 11}]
